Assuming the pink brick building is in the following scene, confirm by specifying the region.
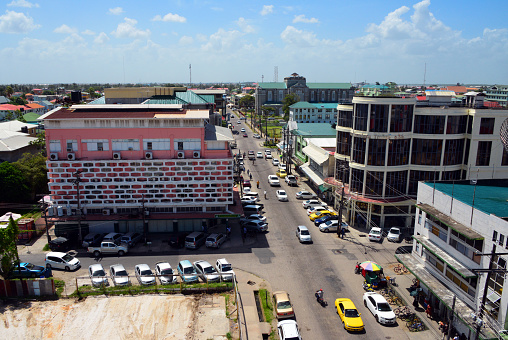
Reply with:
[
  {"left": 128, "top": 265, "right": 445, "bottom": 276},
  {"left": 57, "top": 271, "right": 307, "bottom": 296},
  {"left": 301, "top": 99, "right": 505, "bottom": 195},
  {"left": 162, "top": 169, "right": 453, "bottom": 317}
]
[{"left": 43, "top": 104, "right": 235, "bottom": 234}]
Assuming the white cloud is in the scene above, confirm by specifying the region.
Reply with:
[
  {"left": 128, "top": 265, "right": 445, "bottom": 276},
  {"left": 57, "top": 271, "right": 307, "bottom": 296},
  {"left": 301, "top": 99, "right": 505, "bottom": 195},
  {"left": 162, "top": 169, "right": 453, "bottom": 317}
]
[
  {"left": 109, "top": 7, "right": 124, "bottom": 15},
  {"left": 0, "top": 10, "right": 39, "bottom": 33},
  {"left": 94, "top": 32, "right": 109, "bottom": 44},
  {"left": 111, "top": 18, "right": 150, "bottom": 39},
  {"left": 7, "top": 0, "right": 39, "bottom": 8},
  {"left": 54, "top": 24, "right": 77, "bottom": 34},
  {"left": 200, "top": 28, "right": 244, "bottom": 52},
  {"left": 82, "top": 29, "right": 95, "bottom": 36},
  {"left": 152, "top": 13, "right": 186, "bottom": 23},
  {"left": 236, "top": 17, "right": 255, "bottom": 33},
  {"left": 280, "top": 26, "right": 319, "bottom": 47},
  {"left": 292, "top": 14, "right": 319, "bottom": 24},
  {"left": 179, "top": 35, "right": 193, "bottom": 45},
  {"left": 260, "top": 5, "right": 273, "bottom": 16}
]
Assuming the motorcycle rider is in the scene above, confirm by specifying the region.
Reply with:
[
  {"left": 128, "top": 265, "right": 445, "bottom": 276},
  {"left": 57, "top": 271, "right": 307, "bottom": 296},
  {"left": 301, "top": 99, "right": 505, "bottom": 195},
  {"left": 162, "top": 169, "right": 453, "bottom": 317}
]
[{"left": 316, "top": 289, "right": 324, "bottom": 301}]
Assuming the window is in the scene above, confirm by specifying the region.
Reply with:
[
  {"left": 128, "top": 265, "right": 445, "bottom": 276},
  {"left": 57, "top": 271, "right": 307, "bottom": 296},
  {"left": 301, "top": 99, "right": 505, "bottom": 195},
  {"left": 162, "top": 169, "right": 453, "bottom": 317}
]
[
  {"left": 267, "top": 91, "right": 272, "bottom": 102},
  {"left": 367, "top": 139, "right": 386, "bottom": 166},
  {"left": 337, "top": 110, "right": 353, "bottom": 128},
  {"left": 97, "top": 142, "right": 104, "bottom": 151},
  {"left": 493, "top": 230, "right": 498, "bottom": 242},
  {"left": 84, "top": 139, "right": 109, "bottom": 151},
  {"left": 385, "top": 171, "right": 408, "bottom": 197},
  {"left": 387, "top": 139, "right": 410, "bottom": 166},
  {"left": 350, "top": 168, "right": 364, "bottom": 193},
  {"left": 112, "top": 139, "right": 139, "bottom": 151},
  {"left": 352, "top": 136, "right": 366, "bottom": 164},
  {"left": 332, "top": 91, "right": 336, "bottom": 101},
  {"left": 144, "top": 139, "right": 170, "bottom": 150},
  {"left": 443, "top": 139, "right": 465, "bottom": 165},
  {"left": 411, "top": 139, "right": 442, "bottom": 166},
  {"left": 414, "top": 115, "right": 445, "bottom": 134},
  {"left": 502, "top": 148, "right": 508, "bottom": 166},
  {"left": 49, "top": 140, "right": 61, "bottom": 152},
  {"left": 446, "top": 116, "right": 467, "bottom": 134},
  {"left": 370, "top": 104, "right": 389, "bottom": 132},
  {"left": 174, "top": 139, "right": 201, "bottom": 151},
  {"left": 390, "top": 105, "right": 413, "bottom": 132},
  {"left": 408, "top": 171, "right": 438, "bottom": 196},
  {"left": 479, "top": 118, "right": 495, "bottom": 134},
  {"left": 476, "top": 141, "right": 492, "bottom": 166},
  {"left": 66, "top": 140, "right": 77, "bottom": 151},
  {"left": 365, "top": 171, "right": 384, "bottom": 197},
  {"left": 354, "top": 104, "right": 368, "bottom": 131},
  {"left": 147, "top": 142, "right": 152, "bottom": 150},
  {"left": 499, "top": 234, "right": 504, "bottom": 246}
]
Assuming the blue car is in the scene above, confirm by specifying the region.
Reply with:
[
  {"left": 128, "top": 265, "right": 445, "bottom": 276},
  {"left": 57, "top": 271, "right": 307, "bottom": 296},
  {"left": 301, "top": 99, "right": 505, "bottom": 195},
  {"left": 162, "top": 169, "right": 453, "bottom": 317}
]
[
  {"left": 9, "top": 262, "right": 52, "bottom": 279},
  {"left": 314, "top": 214, "right": 339, "bottom": 226}
]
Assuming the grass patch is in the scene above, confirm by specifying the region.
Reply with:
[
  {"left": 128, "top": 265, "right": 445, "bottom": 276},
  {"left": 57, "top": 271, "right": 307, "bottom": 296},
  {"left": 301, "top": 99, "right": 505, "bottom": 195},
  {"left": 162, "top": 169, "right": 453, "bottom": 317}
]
[
  {"left": 42, "top": 244, "right": 50, "bottom": 251},
  {"left": 223, "top": 293, "right": 230, "bottom": 316},
  {"left": 226, "top": 332, "right": 232, "bottom": 340},
  {"left": 54, "top": 279, "right": 65, "bottom": 297},
  {"left": 258, "top": 289, "right": 274, "bottom": 324}
]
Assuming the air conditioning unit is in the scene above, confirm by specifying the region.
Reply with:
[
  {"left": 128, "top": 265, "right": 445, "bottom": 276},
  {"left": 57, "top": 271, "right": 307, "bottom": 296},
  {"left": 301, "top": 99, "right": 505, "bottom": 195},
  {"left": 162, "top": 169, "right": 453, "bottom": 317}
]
[
  {"left": 67, "top": 153, "right": 75, "bottom": 160},
  {"left": 145, "top": 152, "right": 153, "bottom": 159},
  {"left": 113, "top": 152, "right": 121, "bottom": 160},
  {"left": 177, "top": 151, "right": 185, "bottom": 159},
  {"left": 49, "top": 153, "right": 58, "bottom": 161},
  {"left": 102, "top": 209, "right": 110, "bottom": 216},
  {"left": 193, "top": 151, "right": 200, "bottom": 158}
]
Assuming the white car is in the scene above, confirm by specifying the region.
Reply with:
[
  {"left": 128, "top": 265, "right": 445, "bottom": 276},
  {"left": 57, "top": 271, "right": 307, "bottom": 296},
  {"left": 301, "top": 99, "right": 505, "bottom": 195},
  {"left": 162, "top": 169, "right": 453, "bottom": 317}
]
[
  {"left": 363, "top": 292, "right": 396, "bottom": 325},
  {"left": 110, "top": 264, "right": 130, "bottom": 286},
  {"left": 272, "top": 159, "right": 280, "bottom": 166},
  {"left": 278, "top": 320, "right": 302, "bottom": 340},
  {"left": 256, "top": 152, "right": 263, "bottom": 158},
  {"left": 268, "top": 175, "right": 280, "bottom": 186},
  {"left": 237, "top": 120, "right": 241, "bottom": 124},
  {"left": 296, "top": 225, "right": 312, "bottom": 243},
  {"left": 276, "top": 190, "right": 288, "bottom": 201},
  {"left": 241, "top": 196, "right": 258, "bottom": 204},
  {"left": 155, "top": 262, "right": 177, "bottom": 284},
  {"left": 216, "top": 258, "right": 235, "bottom": 282},
  {"left": 387, "top": 227, "right": 401, "bottom": 242},
  {"left": 88, "top": 264, "right": 108, "bottom": 287},
  {"left": 319, "top": 220, "right": 340, "bottom": 233},
  {"left": 278, "top": 163, "right": 286, "bottom": 170},
  {"left": 45, "top": 252, "right": 81, "bottom": 271},
  {"left": 135, "top": 264, "right": 156, "bottom": 285},
  {"left": 240, "top": 128, "right": 246, "bottom": 132},
  {"left": 307, "top": 206, "right": 327, "bottom": 216},
  {"left": 369, "top": 227, "right": 383, "bottom": 242},
  {"left": 302, "top": 199, "right": 327, "bottom": 209},
  {"left": 295, "top": 191, "right": 317, "bottom": 200},
  {"left": 193, "top": 260, "right": 220, "bottom": 282}
]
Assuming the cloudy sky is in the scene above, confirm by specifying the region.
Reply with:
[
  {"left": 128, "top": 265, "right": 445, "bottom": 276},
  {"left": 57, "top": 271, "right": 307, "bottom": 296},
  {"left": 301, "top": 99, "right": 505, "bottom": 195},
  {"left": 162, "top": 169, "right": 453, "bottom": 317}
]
[{"left": 1, "top": 0, "right": 507, "bottom": 85}]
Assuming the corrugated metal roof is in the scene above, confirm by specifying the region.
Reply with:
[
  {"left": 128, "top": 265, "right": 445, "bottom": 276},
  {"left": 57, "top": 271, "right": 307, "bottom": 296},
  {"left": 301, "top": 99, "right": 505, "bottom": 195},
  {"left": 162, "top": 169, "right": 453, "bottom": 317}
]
[
  {"left": 0, "top": 135, "right": 37, "bottom": 151},
  {"left": 307, "top": 83, "right": 351, "bottom": 89},
  {"left": 88, "top": 96, "right": 106, "bottom": 105},
  {"left": 204, "top": 124, "right": 234, "bottom": 141},
  {"left": 290, "top": 101, "right": 315, "bottom": 109},
  {"left": 425, "top": 90, "right": 455, "bottom": 96},
  {"left": 291, "top": 123, "right": 336, "bottom": 137},
  {"left": 302, "top": 145, "right": 329, "bottom": 164},
  {"left": 257, "top": 82, "right": 286, "bottom": 89}
]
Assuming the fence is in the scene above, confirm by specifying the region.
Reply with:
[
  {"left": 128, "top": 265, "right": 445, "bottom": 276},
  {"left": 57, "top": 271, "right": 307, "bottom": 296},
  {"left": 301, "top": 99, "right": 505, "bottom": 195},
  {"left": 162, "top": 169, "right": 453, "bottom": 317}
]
[{"left": 0, "top": 278, "right": 55, "bottom": 298}]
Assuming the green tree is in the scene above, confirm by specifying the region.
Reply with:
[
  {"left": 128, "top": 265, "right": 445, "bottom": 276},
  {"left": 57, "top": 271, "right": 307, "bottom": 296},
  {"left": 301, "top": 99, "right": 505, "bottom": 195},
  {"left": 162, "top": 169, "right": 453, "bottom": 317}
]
[
  {"left": 9, "top": 96, "right": 27, "bottom": 105},
  {"left": 13, "top": 153, "right": 49, "bottom": 200},
  {"left": 0, "top": 162, "right": 29, "bottom": 203},
  {"left": 29, "top": 132, "right": 46, "bottom": 153},
  {"left": 282, "top": 93, "right": 299, "bottom": 120},
  {"left": 0, "top": 217, "right": 20, "bottom": 280},
  {"left": 5, "top": 85, "right": 13, "bottom": 98},
  {"left": 239, "top": 95, "right": 255, "bottom": 108},
  {"left": 42, "top": 90, "right": 54, "bottom": 95}
]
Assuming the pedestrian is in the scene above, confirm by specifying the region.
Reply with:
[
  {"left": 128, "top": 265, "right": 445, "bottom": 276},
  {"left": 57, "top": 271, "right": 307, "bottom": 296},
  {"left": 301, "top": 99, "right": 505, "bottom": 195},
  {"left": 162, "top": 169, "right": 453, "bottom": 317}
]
[
  {"left": 226, "top": 226, "right": 231, "bottom": 239},
  {"left": 412, "top": 295, "right": 419, "bottom": 308},
  {"left": 341, "top": 226, "right": 346, "bottom": 239},
  {"left": 247, "top": 169, "right": 250, "bottom": 175},
  {"left": 426, "top": 304, "right": 432, "bottom": 319},
  {"left": 256, "top": 180, "right": 260, "bottom": 188},
  {"left": 264, "top": 190, "right": 267, "bottom": 199}
]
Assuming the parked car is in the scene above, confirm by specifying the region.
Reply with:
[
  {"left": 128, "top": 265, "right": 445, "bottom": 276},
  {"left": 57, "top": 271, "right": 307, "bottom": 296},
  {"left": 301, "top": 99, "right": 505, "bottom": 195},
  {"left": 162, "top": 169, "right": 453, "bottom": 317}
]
[
  {"left": 109, "top": 264, "right": 130, "bottom": 286},
  {"left": 45, "top": 252, "right": 80, "bottom": 271},
  {"left": 241, "top": 196, "right": 258, "bottom": 205},
  {"left": 135, "top": 264, "right": 155, "bottom": 285},
  {"left": 177, "top": 260, "right": 199, "bottom": 283},
  {"left": 88, "top": 264, "right": 109, "bottom": 287},
  {"left": 9, "top": 262, "right": 51, "bottom": 279},
  {"left": 319, "top": 220, "right": 339, "bottom": 233},
  {"left": 309, "top": 210, "right": 337, "bottom": 222},
  {"left": 155, "top": 261, "right": 177, "bottom": 284},
  {"left": 314, "top": 214, "right": 338, "bottom": 226},
  {"left": 278, "top": 163, "right": 287, "bottom": 171},
  {"left": 273, "top": 291, "right": 295, "bottom": 319},
  {"left": 285, "top": 175, "right": 297, "bottom": 186},
  {"left": 387, "top": 227, "right": 401, "bottom": 242},
  {"left": 265, "top": 153, "right": 272, "bottom": 159},
  {"left": 216, "top": 258, "right": 234, "bottom": 281},
  {"left": 277, "top": 320, "right": 302, "bottom": 340},
  {"left": 302, "top": 199, "right": 327, "bottom": 209},
  {"left": 240, "top": 128, "right": 246, "bottom": 132},
  {"left": 248, "top": 150, "right": 255, "bottom": 159},
  {"left": 295, "top": 191, "right": 317, "bottom": 199},
  {"left": 120, "top": 232, "right": 142, "bottom": 247},
  {"left": 49, "top": 237, "right": 71, "bottom": 251},
  {"left": 194, "top": 260, "right": 220, "bottom": 282},
  {"left": 87, "top": 241, "right": 128, "bottom": 257},
  {"left": 102, "top": 232, "right": 123, "bottom": 244},
  {"left": 243, "top": 179, "right": 252, "bottom": 188},
  {"left": 295, "top": 225, "right": 312, "bottom": 243},
  {"left": 243, "top": 205, "right": 264, "bottom": 215},
  {"left": 82, "top": 233, "right": 103, "bottom": 248},
  {"left": 276, "top": 169, "right": 287, "bottom": 178},
  {"left": 363, "top": 292, "right": 396, "bottom": 325},
  {"left": 335, "top": 298, "right": 364, "bottom": 332},
  {"left": 276, "top": 190, "right": 288, "bottom": 201},
  {"left": 243, "top": 133, "right": 248, "bottom": 137},
  {"left": 272, "top": 159, "right": 280, "bottom": 166},
  {"left": 241, "top": 214, "right": 267, "bottom": 223},
  {"left": 243, "top": 220, "right": 268, "bottom": 232},
  {"left": 307, "top": 206, "right": 328, "bottom": 216},
  {"left": 268, "top": 175, "right": 280, "bottom": 186},
  {"left": 242, "top": 191, "right": 259, "bottom": 200},
  {"left": 185, "top": 232, "right": 207, "bottom": 249},
  {"left": 256, "top": 151, "right": 263, "bottom": 158},
  {"left": 206, "top": 233, "right": 227, "bottom": 249},
  {"left": 369, "top": 227, "right": 383, "bottom": 242}
]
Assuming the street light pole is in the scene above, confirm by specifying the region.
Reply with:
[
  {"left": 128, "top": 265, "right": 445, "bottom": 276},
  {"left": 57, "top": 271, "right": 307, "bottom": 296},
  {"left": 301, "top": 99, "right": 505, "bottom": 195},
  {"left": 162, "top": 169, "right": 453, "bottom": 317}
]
[{"left": 72, "top": 170, "right": 83, "bottom": 244}]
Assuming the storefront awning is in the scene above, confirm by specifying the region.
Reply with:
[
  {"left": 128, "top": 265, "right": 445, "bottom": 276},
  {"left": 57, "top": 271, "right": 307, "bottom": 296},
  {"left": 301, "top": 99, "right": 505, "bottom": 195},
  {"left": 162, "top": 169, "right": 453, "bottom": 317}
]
[
  {"left": 300, "top": 164, "right": 325, "bottom": 186},
  {"left": 395, "top": 254, "right": 498, "bottom": 340},
  {"left": 417, "top": 204, "right": 484, "bottom": 240},
  {"left": 318, "top": 184, "right": 331, "bottom": 193},
  {"left": 302, "top": 145, "right": 329, "bottom": 165},
  {"left": 413, "top": 235, "right": 476, "bottom": 278}
]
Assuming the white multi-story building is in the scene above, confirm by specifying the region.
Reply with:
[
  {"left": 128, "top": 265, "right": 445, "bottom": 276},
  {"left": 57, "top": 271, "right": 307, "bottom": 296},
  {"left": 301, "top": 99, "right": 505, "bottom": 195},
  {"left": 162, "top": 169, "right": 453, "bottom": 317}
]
[{"left": 289, "top": 102, "right": 337, "bottom": 124}]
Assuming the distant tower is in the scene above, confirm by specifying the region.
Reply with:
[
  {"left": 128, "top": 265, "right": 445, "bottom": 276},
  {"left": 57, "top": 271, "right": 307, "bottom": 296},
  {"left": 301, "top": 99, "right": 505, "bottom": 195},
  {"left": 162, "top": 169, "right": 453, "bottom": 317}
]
[
  {"left": 274, "top": 66, "right": 278, "bottom": 82},
  {"left": 189, "top": 64, "right": 192, "bottom": 85},
  {"left": 262, "top": 75, "right": 264, "bottom": 83}
]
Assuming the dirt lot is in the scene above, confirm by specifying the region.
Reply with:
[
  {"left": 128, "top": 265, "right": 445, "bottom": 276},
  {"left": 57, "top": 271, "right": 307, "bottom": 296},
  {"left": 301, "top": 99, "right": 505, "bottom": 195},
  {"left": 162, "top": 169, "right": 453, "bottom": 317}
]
[{"left": 0, "top": 294, "right": 233, "bottom": 340}]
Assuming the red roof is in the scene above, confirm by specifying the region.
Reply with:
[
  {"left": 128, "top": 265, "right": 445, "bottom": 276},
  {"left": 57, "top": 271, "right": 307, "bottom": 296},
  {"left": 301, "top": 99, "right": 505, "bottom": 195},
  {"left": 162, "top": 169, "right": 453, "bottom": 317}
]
[
  {"left": 416, "top": 96, "right": 427, "bottom": 101},
  {"left": 0, "top": 104, "right": 27, "bottom": 111}
]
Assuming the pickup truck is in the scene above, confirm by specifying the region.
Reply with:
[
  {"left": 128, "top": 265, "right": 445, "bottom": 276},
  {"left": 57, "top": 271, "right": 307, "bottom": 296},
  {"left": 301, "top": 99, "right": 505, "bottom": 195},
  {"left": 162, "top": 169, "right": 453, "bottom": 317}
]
[
  {"left": 88, "top": 241, "right": 128, "bottom": 257},
  {"left": 285, "top": 175, "right": 298, "bottom": 186}
]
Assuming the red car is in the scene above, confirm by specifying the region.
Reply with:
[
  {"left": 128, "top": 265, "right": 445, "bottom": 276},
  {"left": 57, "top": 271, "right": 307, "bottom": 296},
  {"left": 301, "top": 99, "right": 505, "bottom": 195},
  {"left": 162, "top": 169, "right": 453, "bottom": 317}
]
[
  {"left": 243, "top": 133, "right": 248, "bottom": 137},
  {"left": 243, "top": 179, "right": 251, "bottom": 187}
]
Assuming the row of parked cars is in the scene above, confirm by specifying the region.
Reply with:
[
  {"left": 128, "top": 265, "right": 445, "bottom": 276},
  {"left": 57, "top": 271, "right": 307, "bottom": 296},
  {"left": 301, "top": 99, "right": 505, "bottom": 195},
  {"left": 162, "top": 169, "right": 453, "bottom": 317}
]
[{"left": 86, "top": 258, "right": 235, "bottom": 288}]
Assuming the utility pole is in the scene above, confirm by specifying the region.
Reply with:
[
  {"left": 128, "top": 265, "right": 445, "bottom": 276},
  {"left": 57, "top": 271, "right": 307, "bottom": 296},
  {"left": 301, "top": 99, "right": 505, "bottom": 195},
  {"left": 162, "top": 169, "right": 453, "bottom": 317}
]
[
  {"left": 72, "top": 170, "right": 83, "bottom": 244},
  {"left": 142, "top": 194, "right": 147, "bottom": 244},
  {"left": 337, "top": 164, "right": 348, "bottom": 237},
  {"left": 41, "top": 199, "right": 51, "bottom": 243},
  {"left": 473, "top": 244, "right": 497, "bottom": 340}
]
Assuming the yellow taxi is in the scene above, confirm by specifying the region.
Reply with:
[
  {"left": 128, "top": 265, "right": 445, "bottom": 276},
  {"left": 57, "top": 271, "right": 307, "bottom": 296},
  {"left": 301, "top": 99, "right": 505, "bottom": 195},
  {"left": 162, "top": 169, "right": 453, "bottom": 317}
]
[
  {"left": 335, "top": 298, "right": 364, "bottom": 332},
  {"left": 276, "top": 169, "right": 287, "bottom": 178},
  {"left": 309, "top": 210, "right": 337, "bottom": 222}
]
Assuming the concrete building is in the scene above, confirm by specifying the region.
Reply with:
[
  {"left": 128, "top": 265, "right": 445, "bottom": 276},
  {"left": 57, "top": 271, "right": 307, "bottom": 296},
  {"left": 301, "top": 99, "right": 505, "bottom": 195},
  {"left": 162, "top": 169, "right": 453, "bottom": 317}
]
[
  {"left": 334, "top": 96, "right": 508, "bottom": 233},
  {"left": 255, "top": 73, "right": 354, "bottom": 117},
  {"left": 289, "top": 102, "right": 337, "bottom": 124},
  {"left": 395, "top": 180, "right": 508, "bottom": 340},
  {"left": 485, "top": 85, "right": 508, "bottom": 107},
  {"left": 42, "top": 104, "right": 235, "bottom": 235}
]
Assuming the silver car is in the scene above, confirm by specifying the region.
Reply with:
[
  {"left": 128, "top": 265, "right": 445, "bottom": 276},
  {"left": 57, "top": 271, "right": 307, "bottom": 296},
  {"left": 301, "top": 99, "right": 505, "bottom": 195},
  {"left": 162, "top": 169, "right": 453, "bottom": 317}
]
[
  {"left": 110, "top": 264, "right": 130, "bottom": 286},
  {"left": 296, "top": 225, "right": 312, "bottom": 243},
  {"left": 135, "top": 264, "right": 155, "bottom": 285},
  {"left": 193, "top": 260, "right": 220, "bottom": 282},
  {"left": 89, "top": 264, "right": 108, "bottom": 287},
  {"left": 155, "top": 262, "right": 177, "bottom": 284}
]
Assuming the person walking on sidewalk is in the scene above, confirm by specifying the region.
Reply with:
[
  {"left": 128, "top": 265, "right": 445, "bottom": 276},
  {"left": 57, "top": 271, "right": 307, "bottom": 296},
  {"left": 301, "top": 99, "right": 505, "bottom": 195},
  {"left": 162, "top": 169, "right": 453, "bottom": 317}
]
[
  {"left": 340, "top": 226, "right": 346, "bottom": 239},
  {"left": 256, "top": 180, "right": 260, "bottom": 188},
  {"left": 264, "top": 190, "right": 267, "bottom": 199}
]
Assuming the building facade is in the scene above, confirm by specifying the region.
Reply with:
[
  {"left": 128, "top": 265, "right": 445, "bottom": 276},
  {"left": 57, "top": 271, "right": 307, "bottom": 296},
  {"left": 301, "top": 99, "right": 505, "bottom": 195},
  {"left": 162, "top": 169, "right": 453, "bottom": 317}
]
[
  {"left": 43, "top": 104, "right": 235, "bottom": 234},
  {"left": 485, "top": 85, "right": 508, "bottom": 107},
  {"left": 289, "top": 102, "right": 337, "bottom": 124},
  {"left": 334, "top": 96, "right": 508, "bottom": 232}
]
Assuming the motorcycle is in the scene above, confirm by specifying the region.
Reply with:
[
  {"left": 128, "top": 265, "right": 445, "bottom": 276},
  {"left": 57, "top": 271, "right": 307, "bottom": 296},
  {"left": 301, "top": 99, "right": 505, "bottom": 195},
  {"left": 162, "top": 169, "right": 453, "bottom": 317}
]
[
  {"left": 315, "top": 292, "right": 328, "bottom": 307},
  {"left": 354, "top": 262, "right": 361, "bottom": 274},
  {"left": 362, "top": 281, "right": 374, "bottom": 292}
]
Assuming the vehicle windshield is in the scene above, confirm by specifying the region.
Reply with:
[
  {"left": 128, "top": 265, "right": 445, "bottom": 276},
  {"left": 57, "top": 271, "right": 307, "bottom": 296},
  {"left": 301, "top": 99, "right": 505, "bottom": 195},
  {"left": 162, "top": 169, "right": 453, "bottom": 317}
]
[
  {"left": 345, "top": 309, "right": 360, "bottom": 318},
  {"left": 377, "top": 303, "right": 392, "bottom": 311},
  {"left": 326, "top": 221, "right": 334, "bottom": 226},
  {"left": 221, "top": 264, "right": 232, "bottom": 271},
  {"left": 62, "top": 254, "right": 74, "bottom": 262},
  {"left": 371, "top": 230, "right": 381, "bottom": 235},
  {"left": 116, "top": 270, "right": 128, "bottom": 276},
  {"left": 140, "top": 269, "right": 153, "bottom": 276},
  {"left": 277, "top": 301, "right": 292, "bottom": 309},
  {"left": 161, "top": 269, "right": 173, "bottom": 275},
  {"left": 390, "top": 229, "right": 400, "bottom": 234},
  {"left": 93, "top": 270, "right": 106, "bottom": 276},
  {"left": 279, "top": 191, "right": 286, "bottom": 195},
  {"left": 300, "top": 230, "right": 310, "bottom": 235},
  {"left": 25, "top": 263, "right": 35, "bottom": 270},
  {"left": 203, "top": 266, "right": 216, "bottom": 274},
  {"left": 183, "top": 267, "right": 195, "bottom": 274}
]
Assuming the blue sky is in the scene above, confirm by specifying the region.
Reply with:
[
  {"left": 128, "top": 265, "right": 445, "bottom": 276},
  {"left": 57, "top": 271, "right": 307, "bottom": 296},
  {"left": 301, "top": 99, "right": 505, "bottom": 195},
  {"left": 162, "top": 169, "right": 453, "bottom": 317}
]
[{"left": 1, "top": 0, "right": 507, "bottom": 85}]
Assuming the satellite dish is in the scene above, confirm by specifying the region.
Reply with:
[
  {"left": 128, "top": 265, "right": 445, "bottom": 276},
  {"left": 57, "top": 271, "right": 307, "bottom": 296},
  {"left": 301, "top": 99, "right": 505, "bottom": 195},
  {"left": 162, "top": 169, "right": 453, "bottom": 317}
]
[{"left": 501, "top": 118, "right": 508, "bottom": 152}]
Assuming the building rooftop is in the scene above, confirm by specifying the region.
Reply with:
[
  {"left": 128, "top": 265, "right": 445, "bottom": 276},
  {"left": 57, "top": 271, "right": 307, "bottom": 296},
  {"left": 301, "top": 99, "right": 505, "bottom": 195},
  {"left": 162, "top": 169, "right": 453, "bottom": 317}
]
[
  {"left": 290, "top": 123, "right": 337, "bottom": 137},
  {"left": 426, "top": 181, "right": 508, "bottom": 219},
  {"left": 290, "top": 102, "right": 338, "bottom": 109}
]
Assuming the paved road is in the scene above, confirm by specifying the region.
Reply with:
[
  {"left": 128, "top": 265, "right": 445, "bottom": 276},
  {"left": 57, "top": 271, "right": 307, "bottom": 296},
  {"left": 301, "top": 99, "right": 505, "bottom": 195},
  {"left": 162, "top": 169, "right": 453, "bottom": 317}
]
[{"left": 20, "top": 111, "right": 433, "bottom": 339}]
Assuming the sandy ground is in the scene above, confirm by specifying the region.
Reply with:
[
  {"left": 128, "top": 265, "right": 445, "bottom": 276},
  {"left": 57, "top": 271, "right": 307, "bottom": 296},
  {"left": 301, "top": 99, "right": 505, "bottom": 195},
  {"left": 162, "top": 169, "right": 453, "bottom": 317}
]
[{"left": 0, "top": 294, "right": 231, "bottom": 340}]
